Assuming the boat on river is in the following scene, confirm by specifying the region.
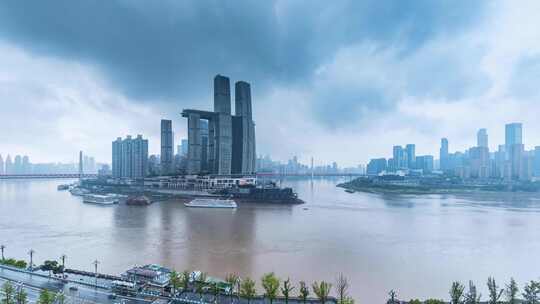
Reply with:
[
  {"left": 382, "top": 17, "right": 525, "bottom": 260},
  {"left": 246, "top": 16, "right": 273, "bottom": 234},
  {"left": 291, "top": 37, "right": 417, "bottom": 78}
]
[
  {"left": 82, "top": 194, "right": 118, "bottom": 205},
  {"left": 184, "top": 198, "right": 237, "bottom": 209}
]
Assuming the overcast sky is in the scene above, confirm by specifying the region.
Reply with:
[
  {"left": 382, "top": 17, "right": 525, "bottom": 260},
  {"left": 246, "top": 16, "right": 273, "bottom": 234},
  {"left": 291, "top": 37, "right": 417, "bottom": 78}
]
[{"left": 1, "top": 1, "right": 539, "bottom": 166}]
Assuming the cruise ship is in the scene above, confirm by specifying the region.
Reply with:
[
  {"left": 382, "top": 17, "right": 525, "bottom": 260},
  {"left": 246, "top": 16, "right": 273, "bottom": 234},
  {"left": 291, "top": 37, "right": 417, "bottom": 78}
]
[
  {"left": 82, "top": 194, "right": 118, "bottom": 205},
  {"left": 184, "top": 198, "right": 237, "bottom": 209}
]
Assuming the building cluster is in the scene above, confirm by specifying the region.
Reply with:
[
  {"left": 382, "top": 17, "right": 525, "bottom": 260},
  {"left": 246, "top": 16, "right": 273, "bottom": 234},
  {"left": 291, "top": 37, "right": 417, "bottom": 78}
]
[
  {"left": 182, "top": 74, "right": 256, "bottom": 175},
  {"left": 366, "top": 122, "right": 540, "bottom": 182},
  {"left": 256, "top": 155, "right": 365, "bottom": 175},
  {"left": 0, "top": 153, "right": 101, "bottom": 175},
  {"left": 112, "top": 135, "right": 149, "bottom": 179},
  {"left": 111, "top": 74, "right": 257, "bottom": 179}
]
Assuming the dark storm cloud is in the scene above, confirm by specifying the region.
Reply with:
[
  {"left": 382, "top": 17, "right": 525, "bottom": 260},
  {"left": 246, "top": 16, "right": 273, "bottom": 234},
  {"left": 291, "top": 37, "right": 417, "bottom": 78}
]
[{"left": 0, "top": 0, "right": 488, "bottom": 116}]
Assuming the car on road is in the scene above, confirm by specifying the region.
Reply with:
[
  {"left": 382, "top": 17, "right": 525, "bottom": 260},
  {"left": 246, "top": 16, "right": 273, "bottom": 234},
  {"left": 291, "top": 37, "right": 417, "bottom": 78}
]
[{"left": 69, "top": 286, "right": 78, "bottom": 291}]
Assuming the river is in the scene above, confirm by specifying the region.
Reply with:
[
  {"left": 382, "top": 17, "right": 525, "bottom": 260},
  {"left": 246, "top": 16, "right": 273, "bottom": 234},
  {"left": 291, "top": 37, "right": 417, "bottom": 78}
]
[{"left": 1, "top": 177, "right": 540, "bottom": 303}]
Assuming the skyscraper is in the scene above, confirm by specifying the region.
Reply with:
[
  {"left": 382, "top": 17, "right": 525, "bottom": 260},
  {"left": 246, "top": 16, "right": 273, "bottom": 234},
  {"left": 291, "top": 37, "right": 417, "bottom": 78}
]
[
  {"left": 0, "top": 154, "right": 4, "bottom": 175},
  {"left": 160, "top": 119, "right": 174, "bottom": 175},
  {"left": 440, "top": 138, "right": 449, "bottom": 172},
  {"left": 14, "top": 155, "right": 22, "bottom": 174},
  {"left": 232, "top": 81, "right": 256, "bottom": 174},
  {"left": 183, "top": 75, "right": 256, "bottom": 175},
  {"left": 214, "top": 75, "right": 231, "bottom": 115},
  {"left": 22, "top": 155, "right": 30, "bottom": 174},
  {"left": 505, "top": 123, "right": 522, "bottom": 146},
  {"left": 392, "top": 146, "right": 404, "bottom": 170},
  {"left": 477, "top": 128, "right": 488, "bottom": 148},
  {"left": 112, "top": 135, "right": 148, "bottom": 179},
  {"left": 5, "top": 155, "right": 13, "bottom": 174},
  {"left": 406, "top": 144, "right": 415, "bottom": 169},
  {"left": 505, "top": 123, "right": 523, "bottom": 179}
]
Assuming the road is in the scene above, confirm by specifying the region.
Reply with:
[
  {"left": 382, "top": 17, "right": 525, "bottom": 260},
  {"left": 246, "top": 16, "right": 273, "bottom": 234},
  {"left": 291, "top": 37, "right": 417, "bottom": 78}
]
[{"left": 0, "top": 266, "right": 152, "bottom": 304}]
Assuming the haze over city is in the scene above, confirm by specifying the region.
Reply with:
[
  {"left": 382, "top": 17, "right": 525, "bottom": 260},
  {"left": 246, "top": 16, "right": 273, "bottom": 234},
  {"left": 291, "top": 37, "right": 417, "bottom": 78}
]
[{"left": 1, "top": 1, "right": 540, "bottom": 165}]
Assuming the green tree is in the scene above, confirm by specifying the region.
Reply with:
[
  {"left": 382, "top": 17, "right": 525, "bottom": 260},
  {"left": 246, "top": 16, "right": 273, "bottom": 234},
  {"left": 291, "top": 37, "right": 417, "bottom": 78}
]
[
  {"left": 15, "top": 287, "right": 27, "bottom": 304},
  {"left": 408, "top": 300, "right": 422, "bottom": 304},
  {"left": 281, "top": 278, "right": 295, "bottom": 304},
  {"left": 487, "top": 277, "right": 504, "bottom": 304},
  {"left": 181, "top": 270, "right": 191, "bottom": 291},
  {"left": 261, "top": 273, "right": 280, "bottom": 304},
  {"left": 523, "top": 280, "right": 540, "bottom": 304},
  {"left": 169, "top": 270, "right": 181, "bottom": 296},
  {"left": 196, "top": 272, "right": 208, "bottom": 300},
  {"left": 506, "top": 278, "right": 519, "bottom": 304},
  {"left": 450, "top": 281, "right": 465, "bottom": 304},
  {"left": 386, "top": 290, "right": 398, "bottom": 304},
  {"left": 464, "top": 280, "right": 481, "bottom": 304},
  {"left": 239, "top": 278, "right": 256, "bottom": 304},
  {"left": 225, "top": 273, "right": 240, "bottom": 303},
  {"left": 2, "top": 282, "right": 15, "bottom": 304},
  {"left": 211, "top": 283, "right": 220, "bottom": 304},
  {"left": 312, "top": 281, "right": 332, "bottom": 304},
  {"left": 56, "top": 292, "right": 65, "bottom": 304},
  {"left": 336, "top": 273, "right": 349, "bottom": 304},
  {"left": 424, "top": 300, "right": 445, "bottom": 304},
  {"left": 37, "top": 290, "right": 56, "bottom": 304},
  {"left": 299, "top": 281, "right": 310, "bottom": 304}
]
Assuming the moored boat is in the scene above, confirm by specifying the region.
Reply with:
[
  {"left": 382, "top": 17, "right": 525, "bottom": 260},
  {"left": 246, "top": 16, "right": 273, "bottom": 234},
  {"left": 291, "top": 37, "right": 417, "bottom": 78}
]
[
  {"left": 184, "top": 198, "right": 237, "bottom": 209},
  {"left": 82, "top": 194, "right": 118, "bottom": 205}
]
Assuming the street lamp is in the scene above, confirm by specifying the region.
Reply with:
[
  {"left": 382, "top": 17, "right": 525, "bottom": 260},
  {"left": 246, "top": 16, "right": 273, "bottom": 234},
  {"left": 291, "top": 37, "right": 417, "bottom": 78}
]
[
  {"left": 0, "top": 244, "right": 5, "bottom": 260},
  {"left": 92, "top": 259, "right": 100, "bottom": 286},
  {"left": 60, "top": 254, "right": 67, "bottom": 278},
  {"left": 28, "top": 249, "right": 35, "bottom": 271}
]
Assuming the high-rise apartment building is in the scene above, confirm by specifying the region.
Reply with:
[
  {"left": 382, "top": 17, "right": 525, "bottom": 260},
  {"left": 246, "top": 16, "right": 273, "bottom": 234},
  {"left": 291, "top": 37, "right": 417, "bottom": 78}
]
[
  {"left": 112, "top": 135, "right": 148, "bottom": 179},
  {"left": 5, "top": 155, "right": 13, "bottom": 174},
  {"left": 0, "top": 154, "right": 4, "bottom": 175},
  {"left": 160, "top": 119, "right": 174, "bottom": 175},
  {"left": 477, "top": 128, "right": 488, "bottom": 148}
]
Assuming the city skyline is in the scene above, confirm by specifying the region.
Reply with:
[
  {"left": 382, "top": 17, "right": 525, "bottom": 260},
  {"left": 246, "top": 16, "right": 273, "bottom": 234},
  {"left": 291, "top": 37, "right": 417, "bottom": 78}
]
[{"left": 2, "top": 1, "right": 540, "bottom": 166}]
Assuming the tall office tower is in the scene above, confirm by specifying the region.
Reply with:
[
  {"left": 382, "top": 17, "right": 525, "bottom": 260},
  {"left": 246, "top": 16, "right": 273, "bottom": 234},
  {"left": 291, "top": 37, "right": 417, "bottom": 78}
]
[
  {"left": 112, "top": 137, "right": 123, "bottom": 178},
  {"left": 160, "top": 119, "right": 174, "bottom": 175},
  {"left": 534, "top": 146, "right": 540, "bottom": 177},
  {"left": 113, "top": 135, "right": 148, "bottom": 179},
  {"left": 232, "top": 81, "right": 256, "bottom": 174},
  {"left": 505, "top": 123, "right": 522, "bottom": 146},
  {"left": 14, "top": 155, "right": 22, "bottom": 174},
  {"left": 406, "top": 144, "right": 416, "bottom": 169},
  {"left": 200, "top": 120, "right": 209, "bottom": 172},
  {"left": 0, "top": 154, "right": 4, "bottom": 174},
  {"left": 186, "top": 113, "right": 202, "bottom": 174},
  {"left": 477, "top": 128, "right": 488, "bottom": 148},
  {"left": 392, "top": 146, "right": 404, "bottom": 170},
  {"left": 22, "top": 155, "right": 30, "bottom": 174},
  {"left": 505, "top": 123, "right": 523, "bottom": 179},
  {"left": 79, "top": 151, "right": 83, "bottom": 177},
  {"left": 214, "top": 75, "right": 231, "bottom": 114},
  {"left": 183, "top": 75, "right": 257, "bottom": 175},
  {"left": 5, "top": 155, "right": 13, "bottom": 174},
  {"left": 181, "top": 139, "right": 188, "bottom": 156},
  {"left": 440, "top": 138, "right": 449, "bottom": 172}
]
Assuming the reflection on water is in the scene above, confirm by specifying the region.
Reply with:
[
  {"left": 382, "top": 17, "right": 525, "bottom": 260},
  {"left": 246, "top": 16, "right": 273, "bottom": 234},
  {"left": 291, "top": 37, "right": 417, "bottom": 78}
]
[{"left": 2, "top": 178, "right": 540, "bottom": 303}]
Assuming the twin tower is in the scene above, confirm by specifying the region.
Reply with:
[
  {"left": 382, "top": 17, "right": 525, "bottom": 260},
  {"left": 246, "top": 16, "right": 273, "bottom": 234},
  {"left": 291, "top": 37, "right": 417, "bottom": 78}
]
[{"left": 182, "top": 75, "right": 256, "bottom": 175}]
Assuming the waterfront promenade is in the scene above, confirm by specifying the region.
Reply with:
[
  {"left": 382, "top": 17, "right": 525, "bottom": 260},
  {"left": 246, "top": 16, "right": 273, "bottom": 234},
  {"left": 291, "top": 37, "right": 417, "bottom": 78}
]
[{"left": 1, "top": 264, "right": 336, "bottom": 304}]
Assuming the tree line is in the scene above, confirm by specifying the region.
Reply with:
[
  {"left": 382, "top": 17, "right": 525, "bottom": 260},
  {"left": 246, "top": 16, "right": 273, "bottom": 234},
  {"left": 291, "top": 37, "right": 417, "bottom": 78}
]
[
  {"left": 169, "top": 270, "right": 355, "bottom": 304},
  {"left": 388, "top": 277, "right": 540, "bottom": 304}
]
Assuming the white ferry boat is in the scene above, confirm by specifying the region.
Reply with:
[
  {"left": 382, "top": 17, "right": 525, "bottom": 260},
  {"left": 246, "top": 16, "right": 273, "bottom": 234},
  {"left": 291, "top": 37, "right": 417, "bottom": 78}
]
[
  {"left": 82, "top": 194, "right": 118, "bottom": 205},
  {"left": 184, "top": 198, "right": 237, "bottom": 209}
]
